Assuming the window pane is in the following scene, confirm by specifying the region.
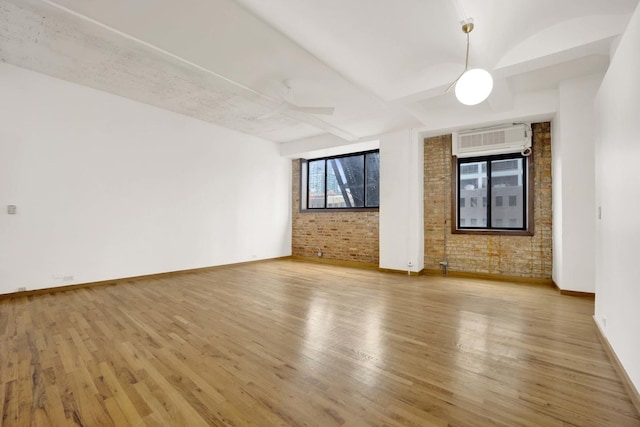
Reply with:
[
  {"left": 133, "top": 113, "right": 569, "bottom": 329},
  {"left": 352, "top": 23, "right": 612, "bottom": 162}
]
[
  {"left": 300, "top": 161, "right": 308, "bottom": 209},
  {"left": 459, "top": 161, "right": 487, "bottom": 228},
  {"left": 303, "top": 151, "right": 379, "bottom": 211},
  {"left": 365, "top": 152, "right": 380, "bottom": 207},
  {"left": 327, "top": 155, "right": 365, "bottom": 208},
  {"left": 491, "top": 158, "right": 524, "bottom": 228},
  {"left": 308, "top": 160, "right": 325, "bottom": 208}
]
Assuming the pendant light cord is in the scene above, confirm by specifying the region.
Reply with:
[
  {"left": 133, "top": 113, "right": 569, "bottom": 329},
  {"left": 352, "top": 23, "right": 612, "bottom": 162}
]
[
  {"left": 445, "top": 20, "right": 474, "bottom": 93},
  {"left": 465, "top": 32, "right": 470, "bottom": 71}
]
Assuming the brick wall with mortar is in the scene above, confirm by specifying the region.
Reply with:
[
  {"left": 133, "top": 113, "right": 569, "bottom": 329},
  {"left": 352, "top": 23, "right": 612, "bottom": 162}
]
[
  {"left": 291, "top": 159, "right": 379, "bottom": 264},
  {"left": 424, "top": 122, "right": 553, "bottom": 279}
]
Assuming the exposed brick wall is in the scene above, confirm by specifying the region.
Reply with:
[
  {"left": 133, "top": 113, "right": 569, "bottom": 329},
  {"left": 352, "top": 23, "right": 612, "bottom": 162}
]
[
  {"left": 424, "top": 122, "right": 553, "bottom": 279},
  {"left": 291, "top": 159, "right": 379, "bottom": 264}
]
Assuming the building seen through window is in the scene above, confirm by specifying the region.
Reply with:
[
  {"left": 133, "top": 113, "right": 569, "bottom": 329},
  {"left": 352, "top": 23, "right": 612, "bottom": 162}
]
[
  {"left": 457, "top": 154, "right": 527, "bottom": 230},
  {"left": 305, "top": 150, "right": 379, "bottom": 209}
]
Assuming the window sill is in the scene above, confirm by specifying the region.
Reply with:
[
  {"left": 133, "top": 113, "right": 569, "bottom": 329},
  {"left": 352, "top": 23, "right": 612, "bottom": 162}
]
[
  {"left": 300, "top": 207, "right": 379, "bottom": 213},
  {"left": 452, "top": 228, "right": 533, "bottom": 236}
]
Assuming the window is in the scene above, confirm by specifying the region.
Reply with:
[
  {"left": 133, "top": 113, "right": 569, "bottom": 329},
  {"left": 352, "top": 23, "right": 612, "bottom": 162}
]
[
  {"left": 302, "top": 150, "right": 379, "bottom": 210},
  {"left": 455, "top": 152, "right": 530, "bottom": 233}
]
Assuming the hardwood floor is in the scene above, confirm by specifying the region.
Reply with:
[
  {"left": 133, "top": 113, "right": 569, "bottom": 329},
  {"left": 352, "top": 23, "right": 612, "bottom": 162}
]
[{"left": 1, "top": 259, "right": 638, "bottom": 426}]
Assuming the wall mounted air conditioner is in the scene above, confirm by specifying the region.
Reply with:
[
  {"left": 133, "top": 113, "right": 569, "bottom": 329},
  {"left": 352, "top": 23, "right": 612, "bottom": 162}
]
[{"left": 452, "top": 123, "right": 531, "bottom": 158}]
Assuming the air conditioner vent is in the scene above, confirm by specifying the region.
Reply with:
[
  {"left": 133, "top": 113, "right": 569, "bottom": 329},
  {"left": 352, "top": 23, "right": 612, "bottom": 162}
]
[{"left": 453, "top": 124, "right": 531, "bottom": 158}]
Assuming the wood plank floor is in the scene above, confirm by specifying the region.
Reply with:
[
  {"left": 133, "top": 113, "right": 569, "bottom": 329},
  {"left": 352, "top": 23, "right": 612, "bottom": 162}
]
[{"left": 1, "top": 259, "right": 639, "bottom": 426}]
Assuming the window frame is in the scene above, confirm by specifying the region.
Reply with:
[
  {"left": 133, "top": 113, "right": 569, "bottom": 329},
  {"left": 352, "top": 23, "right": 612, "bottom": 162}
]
[
  {"left": 300, "top": 149, "right": 380, "bottom": 212},
  {"left": 451, "top": 151, "right": 534, "bottom": 236}
]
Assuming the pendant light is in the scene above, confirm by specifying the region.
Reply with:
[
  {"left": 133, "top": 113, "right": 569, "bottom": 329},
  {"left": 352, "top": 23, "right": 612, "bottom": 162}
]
[{"left": 446, "top": 19, "right": 493, "bottom": 105}]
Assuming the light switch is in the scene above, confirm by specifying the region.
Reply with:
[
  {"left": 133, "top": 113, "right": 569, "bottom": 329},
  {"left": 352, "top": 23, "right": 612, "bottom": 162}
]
[{"left": 7, "top": 205, "right": 16, "bottom": 215}]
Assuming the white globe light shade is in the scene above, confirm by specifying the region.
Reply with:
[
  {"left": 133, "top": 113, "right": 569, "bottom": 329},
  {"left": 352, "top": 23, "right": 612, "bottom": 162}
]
[{"left": 455, "top": 68, "right": 494, "bottom": 105}]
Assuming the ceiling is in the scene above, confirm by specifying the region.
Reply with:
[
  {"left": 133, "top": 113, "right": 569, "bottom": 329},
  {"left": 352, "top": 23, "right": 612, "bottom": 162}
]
[{"left": 1, "top": 0, "right": 638, "bottom": 144}]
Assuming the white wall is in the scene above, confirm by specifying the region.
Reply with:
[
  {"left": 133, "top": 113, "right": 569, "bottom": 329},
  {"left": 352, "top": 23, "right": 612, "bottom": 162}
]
[
  {"left": 551, "top": 119, "right": 563, "bottom": 289},
  {"left": 552, "top": 74, "right": 602, "bottom": 292},
  {"left": 279, "top": 133, "right": 379, "bottom": 159},
  {"left": 379, "top": 129, "right": 424, "bottom": 272},
  {"left": 594, "top": 3, "right": 640, "bottom": 394},
  {"left": 279, "top": 133, "right": 379, "bottom": 160},
  {"left": 0, "top": 63, "right": 292, "bottom": 294}
]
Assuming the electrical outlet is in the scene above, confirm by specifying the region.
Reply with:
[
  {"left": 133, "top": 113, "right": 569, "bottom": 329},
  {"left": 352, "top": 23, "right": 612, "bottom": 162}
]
[
  {"left": 7, "top": 205, "right": 16, "bottom": 215},
  {"left": 602, "top": 316, "right": 607, "bottom": 327},
  {"left": 17, "top": 286, "right": 26, "bottom": 292},
  {"left": 63, "top": 275, "right": 74, "bottom": 282}
]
